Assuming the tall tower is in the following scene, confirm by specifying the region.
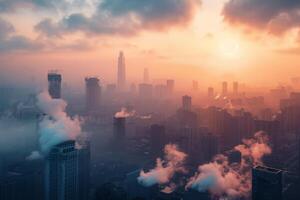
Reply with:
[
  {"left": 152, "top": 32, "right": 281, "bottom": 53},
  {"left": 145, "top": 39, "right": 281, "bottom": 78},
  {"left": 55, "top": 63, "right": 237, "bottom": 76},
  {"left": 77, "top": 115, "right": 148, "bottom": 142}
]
[
  {"left": 45, "top": 141, "right": 78, "bottom": 200},
  {"left": 143, "top": 68, "right": 149, "bottom": 83},
  {"left": 182, "top": 95, "right": 192, "bottom": 111},
  {"left": 48, "top": 72, "right": 62, "bottom": 99},
  {"left": 45, "top": 140, "right": 91, "bottom": 200},
  {"left": 85, "top": 77, "right": 101, "bottom": 112},
  {"left": 222, "top": 81, "right": 228, "bottom": 96},
  {"left": 233, "top": 81, "right": 238, "bottom": 95},
  {"left": 117, "top": 51, "right": 126, "bottom": 90}
]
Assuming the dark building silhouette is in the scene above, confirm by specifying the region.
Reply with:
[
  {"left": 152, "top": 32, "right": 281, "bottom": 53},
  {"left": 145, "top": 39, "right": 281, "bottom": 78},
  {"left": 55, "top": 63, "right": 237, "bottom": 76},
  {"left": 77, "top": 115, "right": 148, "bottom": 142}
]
[
  {"left": 233, "top": 81, "right": 238, "bottom": 95},
  {"left": 117, "top": 51, "right": 126, "bottom": 91},
  {"left": 0, "top": 163, "right": 43, "bottom": 200},
  {"left": 182, "top": 95, "right": 192, "bottom": 111},
  {"left": 113, "top": 117, "right": 126, "bottom": 138},
  {"left": 222, "top": 81, "right": 228, "bottom": 96},
  {"left": 45, "top": 140, "right": 90, "bottom": 200},
  {"left": 143, "top": 68, "right": 149, "bottom": 83},
  {"left": 166, "top": 80, "right": 174, "bottom": 95},
  {"left": 252, "top": 166, "right": 283, "bottom": 200},
  {"left": 48, "top": 72, "right": 62, "bottom": 99},
  {"left": 85, "top": 77, "right": 101, "bottom": 112},
  {"left": 150, "top": 124, "right": 166, "bottom": 157},
  {"left": 208, "top": 87, "right": 214, "bottom": 98}
]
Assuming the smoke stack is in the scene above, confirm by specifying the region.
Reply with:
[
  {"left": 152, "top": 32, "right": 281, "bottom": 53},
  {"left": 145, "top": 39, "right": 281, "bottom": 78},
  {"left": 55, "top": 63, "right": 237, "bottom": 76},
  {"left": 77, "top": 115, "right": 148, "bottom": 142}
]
[{"left": 113, "top": 117, "right": 126, "bottom": 138}]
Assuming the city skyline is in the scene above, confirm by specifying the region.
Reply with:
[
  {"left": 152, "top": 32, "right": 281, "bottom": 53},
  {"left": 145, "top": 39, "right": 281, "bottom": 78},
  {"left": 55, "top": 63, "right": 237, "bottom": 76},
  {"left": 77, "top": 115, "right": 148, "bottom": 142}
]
[{"left": 1, "top": 0, "right": 300, "bottom": 88}]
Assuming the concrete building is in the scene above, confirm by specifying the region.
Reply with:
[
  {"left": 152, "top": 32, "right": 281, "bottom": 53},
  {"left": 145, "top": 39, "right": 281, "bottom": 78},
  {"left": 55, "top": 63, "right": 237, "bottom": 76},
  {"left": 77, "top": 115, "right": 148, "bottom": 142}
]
[
  {"left": 48, "top": 72, "right": 62, "bottom": 99},
  {"left": 117, "top": 51, "right": 126, "bottom": 91},
  {"left": 85, "top": 77, "right": 101, "bottom": 112},
  {"left": 252, "top": 166, "right": 283, "bottom": 200},
  {"left": 182, "top": 95, "right": 192, "bottom": 111}
]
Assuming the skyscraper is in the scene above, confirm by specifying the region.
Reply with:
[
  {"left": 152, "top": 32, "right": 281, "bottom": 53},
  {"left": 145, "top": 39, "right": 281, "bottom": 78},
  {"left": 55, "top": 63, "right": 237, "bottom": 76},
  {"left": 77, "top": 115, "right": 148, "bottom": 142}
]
[
  {"left": 208, "top": 87, "right": 214, "bottom": 98},
  {"left": 85, "top": 77, "right": 101, "bottom": 112},
  {"left": 182, "top": 95, "right": 192, "bottom": 111},
  {"left": 143, "top": 68, "right": 149, "bottom": 83},
  {"left": 252, "top": 166, "right": 283, "bottom": 200},
  {"left": 233, "top": 81, "right": 238, "bottom": 95},
  {"left": 48, "top": 72, "right": 62, "bottom": 99},
  {"left": 222, "top": 81, "right": 228, "bottom": 96},
  {"left": 117, "top": 51, "right": 126, "bottom": 90},
  {"left": 44, "top": 140, "right": 90, "bottom": 200},
  {"left": 166, "top": 79, "right": 175, "bottom": 95},
  {"left": 45, "top": 141, "right": 78, "bottom": 200},
  {"left": 113, "top": 117, "right": 126, "bottom": 138}
]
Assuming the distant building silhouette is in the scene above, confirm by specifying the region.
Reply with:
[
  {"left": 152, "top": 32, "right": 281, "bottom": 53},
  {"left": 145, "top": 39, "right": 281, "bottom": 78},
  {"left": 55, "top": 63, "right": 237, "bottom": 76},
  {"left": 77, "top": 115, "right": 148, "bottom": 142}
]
[
  {"left": 252, "top": 165, "right": 283, "bottom": 200},
  {"left": 143, "top": 68, "right": 149, "bottom": 83},
  {"left": 117, "top": 51, "right": 126, "bottom": 91},
  {"left": 85, "top": 77, "right": 101, "bottom": 112},
  {"left": 48, "top": 72, "right": 62, "bottom": 99},
  {"left": 166, "top": 80, "right": 175, "bottom": 95},
  {"left": 182, "top": 95, "right": 192, "bottom": 111},
  {"left": 208, "top": 87, "right": 214, "bottom": 98},
  {"left": 113, "top": 117, "right": 126, "bottom": 139},
  {"left": 222, "top": 81, "right": 228, "bottom": 96},
  {"left": 233, "top": 81, "right": 238, "bottom": 95}
]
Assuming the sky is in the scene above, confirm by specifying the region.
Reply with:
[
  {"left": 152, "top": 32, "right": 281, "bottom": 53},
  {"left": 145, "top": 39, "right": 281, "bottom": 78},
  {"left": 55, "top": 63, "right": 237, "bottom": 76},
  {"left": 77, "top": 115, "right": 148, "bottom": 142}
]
[{"left": 1, "top": 0, "right": 300, "bottom": 89}]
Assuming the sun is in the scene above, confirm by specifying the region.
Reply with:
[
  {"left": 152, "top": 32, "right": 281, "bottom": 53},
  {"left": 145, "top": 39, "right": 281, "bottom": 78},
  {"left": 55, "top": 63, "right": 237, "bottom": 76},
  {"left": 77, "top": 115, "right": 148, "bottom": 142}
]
[{"left": 218, "top": 38, "right": 241, "bottom": 59}]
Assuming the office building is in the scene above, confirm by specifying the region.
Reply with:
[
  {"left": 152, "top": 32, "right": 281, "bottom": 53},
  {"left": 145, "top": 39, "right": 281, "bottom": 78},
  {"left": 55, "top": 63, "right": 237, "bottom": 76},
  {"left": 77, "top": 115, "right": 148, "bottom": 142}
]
[
  {"left": 45, "top": 141, "right": 78, "bottom": 200},
  {"left": 85, "top": 77, "right": 101, "bottom": 112},
  {"left": 182, "top": 95, "right": 192, "bottom": 111},
  {"left": 252, "top": 166, "right": 283, "bottom": 200},
  {"left": 117, "top": 51, "right": 126, "bottom": 90},
  {"left": 222, "top": 81, "right": 228, "bottom": 96},
  {"left": 166, "top": 79, "right": 175, "bottom": 95},
  {"left": 48, "top": 72, "right": 62, "bottom": 99},
  {"left": 144, "top": 68, "right": 149, "bottom": 83}
]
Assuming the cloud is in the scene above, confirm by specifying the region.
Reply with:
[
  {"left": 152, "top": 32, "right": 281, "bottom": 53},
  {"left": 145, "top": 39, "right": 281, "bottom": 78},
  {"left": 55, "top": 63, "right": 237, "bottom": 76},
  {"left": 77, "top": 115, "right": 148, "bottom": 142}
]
[
  {"left": 35, "top": 0, "right": 201, "bottom": 37},
  {"left": 36, "top": 91, "right": 83, "bottom": 154},
  {"left": 222, "top": 0, "right": 300, "bottom": 35},
  {"left": 0, "top": 18, "right": 43, "bottom": 52},
  {"left": 186, "top": 132, "right": 271, "bottom": 199},
  {"left": 138, "top": 144, "right": 187, "bottom": 192}
]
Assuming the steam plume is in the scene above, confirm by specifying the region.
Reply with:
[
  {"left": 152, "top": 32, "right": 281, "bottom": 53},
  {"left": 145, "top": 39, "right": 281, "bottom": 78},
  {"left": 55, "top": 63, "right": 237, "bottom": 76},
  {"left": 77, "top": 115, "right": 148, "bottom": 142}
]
[
  {"left": 37, "top": 92, "right": 82, "bottom": 154},
  {"left": 138, "top": 144, "right": 187, "bottom": 191},
  {"left": 114, "top": 107, "right": 136, "bottom": 118},
  {"left": 186, "top": 132, "right": 271, "bottom": 199}
]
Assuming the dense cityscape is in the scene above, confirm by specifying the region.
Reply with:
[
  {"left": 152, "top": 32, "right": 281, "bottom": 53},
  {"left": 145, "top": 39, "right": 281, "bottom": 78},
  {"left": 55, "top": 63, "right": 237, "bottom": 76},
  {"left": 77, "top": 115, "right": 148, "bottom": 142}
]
[
  {"left": 0, "top": 50, "right": 300, "bottom": 200},
  {"left": 1, "top": 0, "right": 300, "bottom": 200}
]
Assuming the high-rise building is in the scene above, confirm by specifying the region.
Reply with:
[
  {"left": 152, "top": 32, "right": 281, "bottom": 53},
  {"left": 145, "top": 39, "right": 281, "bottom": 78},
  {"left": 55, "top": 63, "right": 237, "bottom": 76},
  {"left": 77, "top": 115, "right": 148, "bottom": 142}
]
[
  {"left": 182, "top": 95, "right": 192, "bottom": 111},
  {"left": 222, "top": 81, "right": 228, "bottom": 96},
  {"left": 166, "top": 80, "right": 175, "bottom": 95},
  {"left": 85, "top": 77, "right": 101, "bottom": 112},
  {"left": 44, "top": 140, "right": 91, "bottom": 200},
  {"left": 150, "top": 124, "right": 166, "bottom": 157},
  {"left": 45, "top": 141, "right": 78, "bottom": 200},
  {"left": 77, "top": 141, "right": 90, "bottom": 200},
  {"left": 252, "top": 166, "right": 283, "bottom": 200},
  {"left": 192, "top": 81, "right": 199, "bottom": 91},
  {"left": 208, "top": 87, "right": 214, "bottom": 98},
  {"left": 233, "top": 81, "right": 238, "bottom": 95},
  {"left": 143, "top": 68, "right": 149, "bottom": 83},
  {"left": 48, "top": 72, "right": 62, "bottom": 99},
  {"left": 113, "top": 117, "right": 126, "bottom": 138},
  {"left": 117, "top": 51, "right": 126, "bottom": 90}
]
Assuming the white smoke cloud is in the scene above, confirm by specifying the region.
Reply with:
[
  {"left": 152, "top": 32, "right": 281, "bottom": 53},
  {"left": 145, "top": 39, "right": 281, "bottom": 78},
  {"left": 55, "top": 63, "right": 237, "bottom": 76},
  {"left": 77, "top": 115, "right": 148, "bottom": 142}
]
[
  {"left": 114, "top": 107, "right": 136, "bottom": 118},
  {"left": 186, "top": 132, "right": 272, "bottom": 199},
  {"left": 26, "top": 150, "right": 43, "bottom": 160},
  {"left": 36, "top": 92, "right": 82, "bottom": 154},
  {"left": 138, "top": 144, "right": 187, "bottom": 192}
]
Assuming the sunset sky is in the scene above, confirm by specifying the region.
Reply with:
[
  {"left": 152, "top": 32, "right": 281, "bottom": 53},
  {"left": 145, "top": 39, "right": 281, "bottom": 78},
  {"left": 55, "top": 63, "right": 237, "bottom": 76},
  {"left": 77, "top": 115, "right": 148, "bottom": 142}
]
[{"left": 1, "top": 0, "right": 300, "bottom": 89}]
